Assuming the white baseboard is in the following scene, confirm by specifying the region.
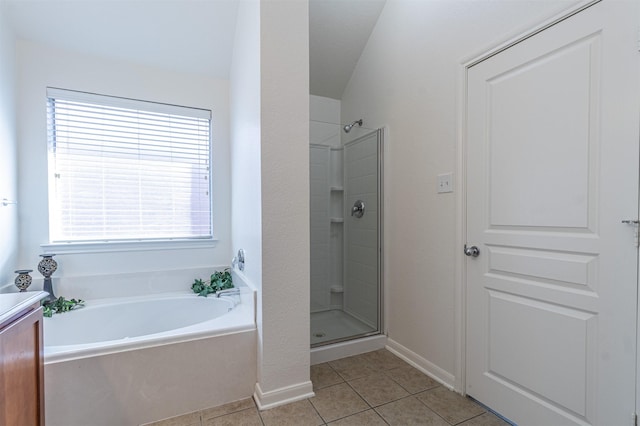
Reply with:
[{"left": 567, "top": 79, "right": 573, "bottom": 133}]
[
  {"left": 253, "top": 381, "right": 315, "bottom": 411},
  {"left": 386, "top": 338, "right": 456, "bottom": 391}
]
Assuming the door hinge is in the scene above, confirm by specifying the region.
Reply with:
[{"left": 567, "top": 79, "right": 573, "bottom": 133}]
[{"left": 633, "top": 412, "right": 637, "bottom": 426}]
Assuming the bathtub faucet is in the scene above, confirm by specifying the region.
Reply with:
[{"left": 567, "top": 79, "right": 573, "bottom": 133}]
[
  {"left": 216, "top": 288, "right": 240, "bottom": 298},
  {"left": 215, "top": 288, "right": 241, "bottom": 307}
]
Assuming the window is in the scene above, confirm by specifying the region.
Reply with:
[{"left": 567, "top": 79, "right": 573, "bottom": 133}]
[{"left": 46, "top": 88, "right": 212, "bottom": 243}]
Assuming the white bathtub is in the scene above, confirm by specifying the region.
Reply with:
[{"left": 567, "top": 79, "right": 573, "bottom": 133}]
[{"left": 44, "top": 289, "right": 257, "bottom": 426}]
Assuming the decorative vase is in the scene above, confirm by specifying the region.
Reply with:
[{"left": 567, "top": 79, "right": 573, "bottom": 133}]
[
  {"left": 38, "top": 254, "right": 57, "bottom": 301},
  {"left": 38, "top": 254, "right": 58, "bottom": 278},
  {"left": 14, "top": 269, "right": 33, "bottom": 292}
]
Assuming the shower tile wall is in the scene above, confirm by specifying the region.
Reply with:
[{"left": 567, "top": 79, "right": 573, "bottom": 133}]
[
  {"left": 310, "top": 146, "right": 344, "bottom": 313},
  {"left": 343, "top": 133, "right": 379, "bottom": 328},
  {"left": 310, "top": 145, "right": 330, "bottom": 312},
  {"left": 310, "top": 95, "right": 344, "bottom": 313}
]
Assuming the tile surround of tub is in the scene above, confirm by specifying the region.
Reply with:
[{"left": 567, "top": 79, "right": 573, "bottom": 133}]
[{"left": 142, "top": 349, "right": 511, "bottom": 426}]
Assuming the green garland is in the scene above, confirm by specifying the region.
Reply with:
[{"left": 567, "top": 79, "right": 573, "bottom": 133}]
[
  {"left": 42, "top": 296, "right": 85, "bottom": 318},
  {"left": 191, "top": 269, "right": 233, "bottom": 297}
]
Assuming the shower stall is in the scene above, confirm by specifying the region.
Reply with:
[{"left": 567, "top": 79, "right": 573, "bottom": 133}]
[{"left": 309, "top": 120, "right": 383, "bottom": 348}]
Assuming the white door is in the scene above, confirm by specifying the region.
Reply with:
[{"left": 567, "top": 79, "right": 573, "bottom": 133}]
[{"left": 465, "top": 2, "right": 640, "bottom": 425}]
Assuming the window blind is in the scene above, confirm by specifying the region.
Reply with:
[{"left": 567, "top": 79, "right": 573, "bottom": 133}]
[{"left": 46, "top": 88, "right": 212, "bottom": 243}]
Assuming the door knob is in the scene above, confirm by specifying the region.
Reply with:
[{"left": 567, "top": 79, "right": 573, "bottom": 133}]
[{"left": 464, "top": 244, "right": 480, "bottom": 257}]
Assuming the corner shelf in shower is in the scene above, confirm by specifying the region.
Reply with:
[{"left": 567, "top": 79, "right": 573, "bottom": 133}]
[
  {"left": 330, "top": 217, "right": 344, "bottom": 223},
  {"left": 330, "top": 186, "right": 344, "bottom": 192}
]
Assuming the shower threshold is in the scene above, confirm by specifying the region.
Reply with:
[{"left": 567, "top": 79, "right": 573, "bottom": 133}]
[{"left": 311, "top": 309, "right": 377, "bottom": 347}]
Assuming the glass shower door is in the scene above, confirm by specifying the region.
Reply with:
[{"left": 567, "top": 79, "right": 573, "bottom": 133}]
[{"left": 310, "top": 128, "right": 383, "bottom": 347}]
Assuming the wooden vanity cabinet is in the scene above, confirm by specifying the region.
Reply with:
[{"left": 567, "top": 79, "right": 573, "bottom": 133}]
[{"left": 0, "top": 304, "right": 45, "bottom": 426}]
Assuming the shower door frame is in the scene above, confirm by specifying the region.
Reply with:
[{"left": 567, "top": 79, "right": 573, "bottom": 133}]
[
  {"left": 313, "top": 127, "right": 384, "bottom": 347},
  {"left": 345, "top": 128, "right": 384, "bottom": 341}
]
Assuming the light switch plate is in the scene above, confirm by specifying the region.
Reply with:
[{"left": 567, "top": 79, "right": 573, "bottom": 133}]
[{"left": 437, "top": 173, "right": 453, "bottom": 193}]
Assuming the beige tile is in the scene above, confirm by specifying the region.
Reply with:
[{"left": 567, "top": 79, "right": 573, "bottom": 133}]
[
  {"left": 358, "top": 349, "right": 406, "bottom": 371},
  {"left": 458, "top": 412, "right": 512, "bottom": 426},
  {"left": 327, "top": 409, "right": 387, "bottom": 425},
  {"left": 204, "top": 407, "right": 262, "bottom": 426},
  {"left": 201, "top": 398, "right": 256, "bottom": 422},
  {"left": 260, "top": 399, "right": 324, "bottom": 426},
  {"left": 328, "top": 355, "right": 376, "bottom": 381},
  {"left": 416, "top": 387, "right": 485, "bottom": 425},
  {"left": 376, "top": 396, "right": 449, "bottom": 426},
  {"left": 348, "top": 373, "right": 410, "bottom": 407},
  {"left": 311, "top": 363, "right": 345, "bottom": 390},
  {"left": 385, "top": 365, "right": 440, "bottom": 394},
  {"left": 140, "top": 410, "right": 201, "bottom": 426},
  {"left": 310, "top": 382, "right": 369, "bottom": 423}
]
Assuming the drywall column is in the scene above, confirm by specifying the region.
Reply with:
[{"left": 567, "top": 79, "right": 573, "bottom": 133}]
[
  {"left": 254, "top": 0, "right": 313, "bottom": 409},
  {"left": 230, "top": 0, "right": 262, "bottom": 292},
  {"left": 0, "top": 4, "right": 18, "bottom": 287}
]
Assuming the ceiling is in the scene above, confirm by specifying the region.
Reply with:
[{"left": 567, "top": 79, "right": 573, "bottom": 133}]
[
  {"left": 309, "top": 0, "right": 385, "bottom": 99},
  {"left": 2, "top": 0, "right": 385, "bottom": 100}
]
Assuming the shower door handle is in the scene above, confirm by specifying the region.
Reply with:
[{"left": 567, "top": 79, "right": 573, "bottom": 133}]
[{"left": 351, "top": 200, "right": 365, "bottom": 218}]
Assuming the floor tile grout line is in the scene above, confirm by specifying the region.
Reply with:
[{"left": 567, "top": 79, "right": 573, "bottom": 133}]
[
  {"left": 344, "top": 376, "right": 375, "bottom": 409},
  {"left": 256, "top": 405, "right": 267, "bottom": 426},
  {"left": 344, "top": 374, "right": 413, "bottom": 410},
  {"left": 416, "top": 389, "right": 489, "bottom": 426},
  {"left": 306, "top": 395, "right": 329, "bottom": 425},
  {"left": 323, "top": 407, "right": 375, "bottom": 425},
  {"left": 410, "top": 392, "right": 469, "bottom": 426},
  {"left": 452, "top": 411, "right": 486, "bottom": 426},
  {"left": 371, "top": 394, "right": 422, "bottom": 423},
  {"left": 380, "top": 367, "right": 441, "bottom": 396},
  {"left": 311, "top": 376, "right": 378, "bottom": 424}
]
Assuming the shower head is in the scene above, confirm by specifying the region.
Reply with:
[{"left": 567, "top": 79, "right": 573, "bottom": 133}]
[{"left": 343, "top": 119, "right": 363, "bottom": 133}]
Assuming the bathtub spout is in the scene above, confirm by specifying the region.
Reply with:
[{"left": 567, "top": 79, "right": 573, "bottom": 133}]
[
  {"left": 216, "top": 288, "right": 240, "bottom": 298},
  {"left": 215, "top": 288, "right": 241, "bottom": 306}
]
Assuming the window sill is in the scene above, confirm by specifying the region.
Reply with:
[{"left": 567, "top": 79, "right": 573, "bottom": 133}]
[{"left": 41, "top": 238, "right": 218, "bottom": 255}]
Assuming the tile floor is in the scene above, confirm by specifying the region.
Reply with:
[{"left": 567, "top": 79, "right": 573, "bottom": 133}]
[{"left": 144, "top": 349, "right": 511, "bottom": 426}]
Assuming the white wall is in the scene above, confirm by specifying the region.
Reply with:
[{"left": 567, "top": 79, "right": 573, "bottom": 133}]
[
  {"left": 230, "top": 0, "right": 262, "bottom": 293},
  {"left": 310, "top": 95, "right": 341, "bottom": 147},
  {"left": 15, "top": 40, "right": 231, "bottom": 289},
  {"left": 255, "top": 0, "right": 312, "bottom": 408},
  {"left": 0, "top": 5, "right": 18, "bottom": 288},
  {"left": 341, "top": 0, "right": 579, "bottom": 388}
]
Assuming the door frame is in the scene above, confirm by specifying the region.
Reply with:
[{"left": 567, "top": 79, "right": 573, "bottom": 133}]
[{"left": 453, "top": 0, "right": 604, "bottom": 395}]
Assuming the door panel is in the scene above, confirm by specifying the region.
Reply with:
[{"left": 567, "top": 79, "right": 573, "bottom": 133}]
[
  {"left": 466, "top": 2, "right": 639, "bottom": 424},
  {"left": 487, "top": 290, "right": 595, "bottom": 417},
  {"left": 488, "top": 33, "right": 597, "bottom": 229}
]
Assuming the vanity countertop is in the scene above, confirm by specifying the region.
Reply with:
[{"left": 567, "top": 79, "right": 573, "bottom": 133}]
[{"left": 0, "top": 291, "right": 48, "bottom": 325}]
